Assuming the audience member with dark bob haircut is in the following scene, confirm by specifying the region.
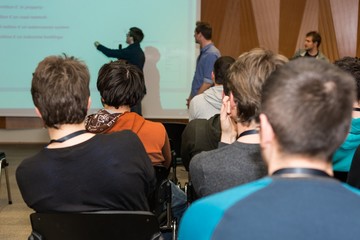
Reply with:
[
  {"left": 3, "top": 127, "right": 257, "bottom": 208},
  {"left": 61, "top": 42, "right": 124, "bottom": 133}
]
[
  {"left": 86, "top": 60, "right": 187, "bottom": 223},
  {"left": 87, "top": 60, "right": 170, "bottom": 167},
  {"left": 97, "top": 60, "right": 146, "bottom": 108},
  {"left": 213, "top": 56, "right": 235, "bottom": 85},
  {"left": 31, "top": 55, "right": 90, "bottom": 129}
]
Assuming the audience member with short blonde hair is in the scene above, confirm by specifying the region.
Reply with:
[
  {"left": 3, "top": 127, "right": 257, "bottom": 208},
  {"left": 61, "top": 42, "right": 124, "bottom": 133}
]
[{"left": 189, "top": 48, "right": 288, "bottom": 198}]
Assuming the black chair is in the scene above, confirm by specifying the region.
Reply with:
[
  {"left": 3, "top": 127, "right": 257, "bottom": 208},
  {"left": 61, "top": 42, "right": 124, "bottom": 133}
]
[
  {"left": 152, "top": 166, "right": 177, "bottom": 240},
  {"left": 184, "top": 180, "right": 198, "bottom": 205},
  {"left": 154, "top": 165, "right": 170, "bottom": 183},
  {"left": 28, "top": 211, "right": 162, "bottom": 240},
  {"left": 0, "top": 152, "right": 12, "bottom": 204},
  {"left": 163, "top": 122, "right": 187, "bottom": 184}
]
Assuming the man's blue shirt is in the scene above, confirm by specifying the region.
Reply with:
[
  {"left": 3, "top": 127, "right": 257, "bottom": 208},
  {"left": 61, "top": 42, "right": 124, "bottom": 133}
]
[{"left": 190, "top": 43, "right": 220, "bottom": 98}]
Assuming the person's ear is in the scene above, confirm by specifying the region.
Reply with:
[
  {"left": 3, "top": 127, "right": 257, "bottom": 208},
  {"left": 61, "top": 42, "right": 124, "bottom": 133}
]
[
  {"left": 211, "top": 71, "right": 215, "bottom": 83},
  {"left": 35, "top": 107, "right": 42, "bottom": 119},
  {"left": 259, "top": 113, "right": 275, "bottom": 149},
  {"left": 87, "top": 97, "right": 92, "bottom": 111},
  {"left": 128, "top": 36, "right": 134, "bottom": 44}
]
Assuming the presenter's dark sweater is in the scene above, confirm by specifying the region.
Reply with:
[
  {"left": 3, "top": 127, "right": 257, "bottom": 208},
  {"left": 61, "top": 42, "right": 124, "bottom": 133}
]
[{"left": 97, "top": 42, "right": 145, "bottom": 70}]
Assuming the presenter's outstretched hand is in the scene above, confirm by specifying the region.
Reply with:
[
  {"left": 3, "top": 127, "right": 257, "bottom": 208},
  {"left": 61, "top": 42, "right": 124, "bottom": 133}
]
[{"left": 94, "top": 41, "right": 100, "bottom": 48}]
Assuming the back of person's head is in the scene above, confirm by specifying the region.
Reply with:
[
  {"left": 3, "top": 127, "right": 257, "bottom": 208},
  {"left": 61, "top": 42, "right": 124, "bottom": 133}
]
[
  {"left": 195, "top": 21, "right": 212, "bottom": 40},
  {"left": 261, "top": 58, "right": 355, "bottom": 160},
  {"left": 97, "top": 60, "right": 146, "bottom": 108},
  {"left": 129, "top": 27, "right": 144, "bottom": 43},
  {"left": 213, "top": 56, "right": 235, "bottom": 85},
  {"left": 31, "top": 54, "right": 90, "bottom": 129},
  {"left": 306, "top": 31, "right": 322, "bottom": 47},
  {"left": 227, "top": 48, "right": 288, "bottom": 123},
  {"left": 334, "top": 57, "right": 360, "bottom": 101}
]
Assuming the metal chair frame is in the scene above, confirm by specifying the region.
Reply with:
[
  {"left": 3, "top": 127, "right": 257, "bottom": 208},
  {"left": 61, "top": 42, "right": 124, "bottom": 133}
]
[{"left": 0, "top": 152, "right": 12, "bottom": 204}]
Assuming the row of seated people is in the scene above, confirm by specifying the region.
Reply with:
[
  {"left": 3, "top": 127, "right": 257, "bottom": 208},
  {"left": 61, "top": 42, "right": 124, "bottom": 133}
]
[
  {"left": 15, "top": 55, "right": 186, "bottom": 240},
  {"left": 178, "top": 50, "right": 360, "bottom": 239},
  {"left": 182, "top": 53, "right": 360, "bottom": 200},
  {"left": 15, "top": 49, "right": 360, "bottom": 239}
]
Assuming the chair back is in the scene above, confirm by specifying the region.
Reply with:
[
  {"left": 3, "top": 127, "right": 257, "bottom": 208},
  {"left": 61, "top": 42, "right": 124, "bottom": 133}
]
[
  {"left": 154, "top": 165, "right": 170, "bottom": 183},
  {"left": 28, "top": 211, "right": 161, "bottom": 240},
  {"left": 163, "top": 122, "right": 187, "bottom": 162}
]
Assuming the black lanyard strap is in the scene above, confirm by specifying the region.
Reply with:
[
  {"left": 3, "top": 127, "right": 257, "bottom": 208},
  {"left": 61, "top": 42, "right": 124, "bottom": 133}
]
[
  {"left": 49, "top": 130, "right": 88, "bottom": 144},
  {"left": 272, "top": 168, "right": 330, "bottom": 178},
  {"left": 237, "top": 129, "right": 258, "bottom": 140}
]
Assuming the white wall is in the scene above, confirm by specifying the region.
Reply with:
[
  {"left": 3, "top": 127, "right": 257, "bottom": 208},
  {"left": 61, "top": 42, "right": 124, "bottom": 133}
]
[{"left": 0, "top": 129, "right": 49, "bottom": 144}]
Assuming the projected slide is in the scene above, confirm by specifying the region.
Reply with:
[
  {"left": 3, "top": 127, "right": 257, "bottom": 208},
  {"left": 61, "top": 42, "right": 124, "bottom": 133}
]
[{"left": 0, "top": 0, "right": 198, "bottom": 118}]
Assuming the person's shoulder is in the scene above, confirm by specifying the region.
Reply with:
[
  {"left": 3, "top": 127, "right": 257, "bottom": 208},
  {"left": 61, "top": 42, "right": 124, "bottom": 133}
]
[
  {"left": 179, "top": 177, "right": 272, "bottom": 239},
  {"left": 17, "top": 151, "right": 43, "bottom": 167},
  {"left": 189, "top": 93, "right": 206, "bottom": 109},
  {"left": 106, "top": 129, "right": 135, "bottom": 136},
  {"left": 144, "top": 119, "right": 166, "bottom": 131},
  {"left": 191, "top": 144, "right": 230, "bottom": 166},
  {"left": 102, "top": 130, "right": 140, "bottom": 142},
  {"left": 192, "top": 92, "right": 205, "bottom": 101},
  {"left": 209, "top": 46, "right": 221, "bottom": 57},
  {"left": 183, "top": 118, "right": 207, "bottom": 136},
  {"left": 291, "top": 49, "right": 301, "bottom": 58},
  {"left": 342, "top": 182, "right": 360, "bottom": 196},
  {"left": 198, "top": 177, "right": 271, "bottom": 205},
  {"left": 16, "top": 150, "right": 46, "bottom": 178},
  {"left": 211, "top": 44, "right": 221, "bottom": 56},
  {"left": 317, "top": 51, "right": 330, "bottom": 62}
]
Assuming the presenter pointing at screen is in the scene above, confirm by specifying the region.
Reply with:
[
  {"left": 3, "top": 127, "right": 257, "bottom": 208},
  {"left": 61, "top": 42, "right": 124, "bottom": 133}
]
[{"left": 94, "top": 27, "right": 145, "bottom": 115}]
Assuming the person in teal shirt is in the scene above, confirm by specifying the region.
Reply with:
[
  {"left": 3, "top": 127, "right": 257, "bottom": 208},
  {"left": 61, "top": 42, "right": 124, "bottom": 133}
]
[{"left": 332, "top": 57, "right": 360, "bottom": 180}]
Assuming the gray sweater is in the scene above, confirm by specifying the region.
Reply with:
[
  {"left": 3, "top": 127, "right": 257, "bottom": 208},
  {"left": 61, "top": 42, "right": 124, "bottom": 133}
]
[{"left": 189, "top": 141, "right": 267, "bottom": 198}]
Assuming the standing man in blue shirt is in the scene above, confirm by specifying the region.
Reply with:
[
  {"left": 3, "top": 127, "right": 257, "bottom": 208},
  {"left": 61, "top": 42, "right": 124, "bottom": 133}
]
[
  {"left": 187, "top": 21, "right": 220, "bottom": 108},
  {"left": 95, "top": 27, "right": 145, "bottom": 115}
]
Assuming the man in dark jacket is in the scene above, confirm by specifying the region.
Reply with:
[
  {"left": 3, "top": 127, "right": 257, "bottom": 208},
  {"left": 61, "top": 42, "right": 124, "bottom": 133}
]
[
  {"left": 181, "top": 114, "right": 220, "bottom": 171},
  {"left": 95, "top": 27, "right": 146, "bottom": 115}
]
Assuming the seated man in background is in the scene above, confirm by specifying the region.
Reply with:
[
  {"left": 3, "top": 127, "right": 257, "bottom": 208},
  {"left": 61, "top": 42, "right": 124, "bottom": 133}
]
[
  {"left": 181, "top": 113, "right": 221, "bottom": 171},
  {"left": 182, "top": 57, "right": 234, "bottom": 170},
  {"left": 188, "top": 56, "right": 235, "bottom": 121},
  {"left": 292, "top": 31, "right": 329, "bottom": 62},
  {"left": 189, "top": 48, "right": 288, "bottom": 198},
  {"left": 332, "top": 57, "right": 360, "bottom": 181},
  {"left": 85, "top": 60, "right": 187, "bottom": 221},
  {"left": 16, "top": 55, "right": 156, "bottom": 212},
  {"left": 179, "top": 58, "right": 360, "bottom": 240}
]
